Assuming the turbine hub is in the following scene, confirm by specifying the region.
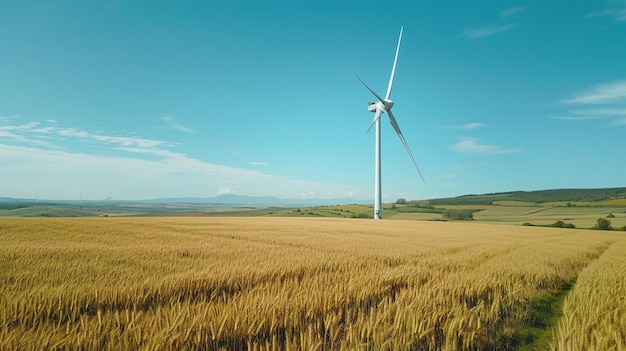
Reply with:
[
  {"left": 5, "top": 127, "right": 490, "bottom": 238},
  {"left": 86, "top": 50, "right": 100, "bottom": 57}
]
[
  {"left": 384, "top": 99, "right": 394, "bottom": 110},
  {"left": 375, "top": 99, "right": 393, "bottom": 112}
]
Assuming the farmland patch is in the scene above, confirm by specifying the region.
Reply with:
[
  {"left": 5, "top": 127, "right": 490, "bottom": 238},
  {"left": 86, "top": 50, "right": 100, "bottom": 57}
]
[{"left": 1, "top": 218, "right": 624, "bottom": 350}]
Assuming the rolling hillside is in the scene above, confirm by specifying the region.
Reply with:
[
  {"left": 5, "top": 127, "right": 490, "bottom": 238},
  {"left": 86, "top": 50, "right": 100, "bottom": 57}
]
[{"left": 424, "top": 187, "right": 626, "bottom": 206}]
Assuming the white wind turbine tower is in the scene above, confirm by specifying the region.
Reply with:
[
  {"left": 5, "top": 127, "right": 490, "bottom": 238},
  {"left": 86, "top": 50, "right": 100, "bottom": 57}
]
[{"left": 350, "top": 26, "right": 425, "bottom": 219}]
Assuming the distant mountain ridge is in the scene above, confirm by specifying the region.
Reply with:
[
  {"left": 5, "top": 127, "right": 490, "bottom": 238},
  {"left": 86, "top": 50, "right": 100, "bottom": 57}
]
[
  {"left": 0, "top": 194, "right": 370, "bottom": 207},
  {"left": 3, "top": 187, "right": 625, "bottom": 207},
  {"left": 144, "top": 194, "right": 370, "bottom": 206},
  {"left": 425, "top": 187, "right": 626, "bottom": 206}
]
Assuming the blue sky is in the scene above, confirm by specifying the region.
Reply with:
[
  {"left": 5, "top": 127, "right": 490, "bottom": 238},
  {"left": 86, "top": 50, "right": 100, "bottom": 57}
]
[{"left": 1, "top": 0, "right": 625, "bottom": 202}]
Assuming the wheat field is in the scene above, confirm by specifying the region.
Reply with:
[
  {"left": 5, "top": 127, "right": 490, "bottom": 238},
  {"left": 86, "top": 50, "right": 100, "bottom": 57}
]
[{"left": 1, "top": 217, "right": 624, "bottom": 350}]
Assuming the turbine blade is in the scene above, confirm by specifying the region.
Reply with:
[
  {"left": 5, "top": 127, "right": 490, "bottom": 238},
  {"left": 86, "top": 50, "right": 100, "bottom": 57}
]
[
  {"left": 347, "top": 65, "right": 385, "bottom": 103},
  {"left": 387, "top": 110, "right": 425, "bottom": 183},
  {"left": 385, "top": 26, "right": 403, "bottom": 100},
  {"left": 366, "top": 109, "right": 382, "bottom": 134}
]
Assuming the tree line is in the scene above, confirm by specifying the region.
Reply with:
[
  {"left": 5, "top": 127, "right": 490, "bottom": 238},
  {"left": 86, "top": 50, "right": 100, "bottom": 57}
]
[{"left": 427, "top": 187, "right": 626, "bottom": 206}]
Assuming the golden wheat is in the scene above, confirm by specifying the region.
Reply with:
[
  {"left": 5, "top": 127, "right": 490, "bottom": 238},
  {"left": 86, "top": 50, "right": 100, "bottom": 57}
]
[
  {"left": 1, "top": 217, "right": 624, "bottom": 350},
  {"left": 550, "top": 239, "right": 626, "bottom": 350}
]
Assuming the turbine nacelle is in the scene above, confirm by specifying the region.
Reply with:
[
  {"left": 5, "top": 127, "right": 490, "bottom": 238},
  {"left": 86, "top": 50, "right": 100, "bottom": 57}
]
[
  {"left": 368, "top": 101, "right": 376, "bottom": 112},
  {"left": 368, "top": 100, "right": 394, "bottom": 113}
]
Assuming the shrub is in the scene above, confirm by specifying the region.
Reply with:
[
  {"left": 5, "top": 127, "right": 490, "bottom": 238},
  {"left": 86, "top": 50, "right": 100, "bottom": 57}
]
[
  {"left": 594, "top": 218, "right": 611, "bottom": 230},
  {"left": 443, "top": 209, "right": 477, "bottom": 220},
  {"left": 550, "top": 220, "right": 576, "bottom": 229}
]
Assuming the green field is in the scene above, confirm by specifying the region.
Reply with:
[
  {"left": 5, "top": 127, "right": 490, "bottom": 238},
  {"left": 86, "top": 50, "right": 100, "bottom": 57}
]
[
  {"left": 3, "top": 201, "right": 626, "bottom": 231},
  {"left": 472, "top": 205, "right": 626, "bottom": 228},
  {"left": 3, "top": 187, "right": 626, "bottom": 232}
]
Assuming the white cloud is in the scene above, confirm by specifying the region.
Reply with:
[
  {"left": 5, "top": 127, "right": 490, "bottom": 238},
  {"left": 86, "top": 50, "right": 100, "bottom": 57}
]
[
  {"left": 0, "top": 118, "right": 369, "bottom": 200},
  {"left": 112, "top": 146, "right": 189, "bottom": 159},
  {"left": 463, "top": 6, "right": 525, "bottom": 39},
  {"left": 463, "top": 23, "right": 517, "bottom": 39},
  {"left": 0, "top": 121, "right": 40, "bottom": 131},
  {"left": 57, "top": 128, "right": 91, "bottom": 139},
  {"left": 573, "top": 108, "right": 626, "bottom": 116},
  {"left": 0, "top": 122, "right": 41, "bottom": 140},
  {"left": 553, "top": 107, "right": 626, "bottom": 121},
  {"left": 500, "top": 6, "right": 526, "bottom": 18},
  {"left": 551, "top": 115, "right": 606, "bottom": 121},
  {"left": 614, "top": 118, "right": 626, "bottom": 125},
  {"left": 558, "top": 80, "right": 626, "bottom": 125},
  {"left": 448, "top": 162, "right": 489, "bottom": 171},
  {"left": 450, "top": 138, "right": 522, "bottom": 154},
  {"left": 442, "top": 122, "right": 486, "bottom": 129},
  {"left": 0, "top": 142, "right": 364, "bottom": 200},
  {"left": 0, "top": 121, "right": 54, "bottom": 146},
  {"left": 584, "top": 7, "right": 626, "bottom": 22},
  {"left": 248, "top": 161, "right": 267, "bottom": 166},
  {"left": 1, "top": 118, "right": 175, "bottom": 150},
  {"left": 162, "top": 116, "right": 194, "bottom": 133},
  {"left": 463, "top": 122, "right": 486, "bottom": 129},
  {"left": 561, "top": 80, "right": 626, "bottom": 105},
  {"left": 217, "top": 187, "right": 237, "bottom": 195},
  {"left": 92, "top": 134, "right": 172, "bottom": 148}
]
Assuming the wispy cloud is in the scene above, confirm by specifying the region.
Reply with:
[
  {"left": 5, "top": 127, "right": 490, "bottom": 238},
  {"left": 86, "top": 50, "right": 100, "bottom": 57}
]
[
  {"left": 217, "top": 187, "right": 237, "bottom": 195},
  {"left": 614, "top": 118, "right": 626, "bottom": 125},
  {"left": 584, "top": 5, "right": 626, "bottom": 22},
  {"left": 463, "top": 6, "right": 525, "bottom": 39},
  {"left": 1, "top": 117, "right": 175, "bottom": 153},
  {"left": 442, "top": 122, "right": 486, "bottom": 129},
  {"left": 448, "top": 162, "right": 489, "bottom": 171},
  {"left": 500, "top": 6, "right": 527, "bottom": 18},
  {"left": 558, "top": 80, "right": 626, "bottom": 125},
  {"left": 551, "top": 115, "right": 606, "bottom": 121},
  {"left": 573, "top": 107, "right": 626, "bottom": 115},
  {"left": 553, "top": 108, "right": 626, "bottom": 121},
  {"left": 450, "top": 138, "right": 522, "bottom": 154},
  {"left": 0, "top": 117, "right": 367, "bottom": 200},
  {"left": 561, "top": 80, "right": 626, "bottom": 105},
  {"left": 162, "top": 116, "right": 194, "bottom": 132},
  {"left": 222, "top": 149, "right": 267, "bottom": 167},
  {"left": 112, "top": 147, "right": 189, "bottom": 160},
  {"left": 463, "top": 24, "right": 517, "bottom": 39}
]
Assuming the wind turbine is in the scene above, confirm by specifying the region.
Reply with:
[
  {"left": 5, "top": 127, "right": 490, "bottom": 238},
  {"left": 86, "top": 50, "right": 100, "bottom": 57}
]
[{"left": 349, "top": 26, "right": 425, "bottom": 219}]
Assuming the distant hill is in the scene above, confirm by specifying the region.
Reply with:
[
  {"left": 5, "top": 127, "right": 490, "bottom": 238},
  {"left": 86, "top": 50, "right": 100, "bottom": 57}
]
[
  {"left": 0, "top": 199, "right": 56, "bottom": 210},
  {"left": 4, "top": 188, "right": 626, "bottom": 209},
  {"left": 0, "top": 194, "right": 371, "bottom": 218},
  {"left": 143, "top": 194, "right": 370, "bottom": 206},
  {"left": 0, "top": 195, "right": 370, "bottom": 207},
  {"left": 425, "top": 187, "right": 626, "bottom": 206}
]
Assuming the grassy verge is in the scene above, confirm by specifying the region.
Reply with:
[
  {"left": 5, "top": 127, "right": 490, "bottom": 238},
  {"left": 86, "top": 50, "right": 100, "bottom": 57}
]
[{"left": 510, "top": 278, "right": 576, "bottom": 350}]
